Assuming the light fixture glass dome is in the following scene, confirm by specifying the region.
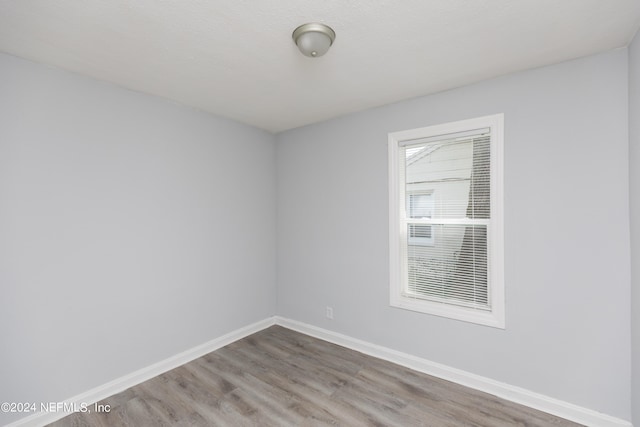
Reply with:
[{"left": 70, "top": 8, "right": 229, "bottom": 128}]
[{"left": 292, "top": 23, "right": 336, "bottom": 58}]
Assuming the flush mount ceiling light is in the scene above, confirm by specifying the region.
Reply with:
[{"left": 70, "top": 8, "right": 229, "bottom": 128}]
[{"left": 292, "top": 23, "right": 336, "bottom": 58}]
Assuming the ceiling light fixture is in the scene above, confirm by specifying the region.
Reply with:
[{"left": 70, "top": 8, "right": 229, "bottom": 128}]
[{"left": 292, "top": 23, "right": 336, "bottom": 58}]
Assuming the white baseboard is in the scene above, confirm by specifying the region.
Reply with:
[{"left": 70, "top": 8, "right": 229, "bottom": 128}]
[
  {"left": 6, "top": 317, "right": 276, "bottom": 427},
  {"left": 7, "top": 315, "right": 632, "bottom": 427},
  {"left": 274, "top": 316, "right": 632, "bottom": 427}
]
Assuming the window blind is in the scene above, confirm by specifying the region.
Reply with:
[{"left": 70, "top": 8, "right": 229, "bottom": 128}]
[{"left": 400, "top": 131, "right": 491, "bottom": 310}]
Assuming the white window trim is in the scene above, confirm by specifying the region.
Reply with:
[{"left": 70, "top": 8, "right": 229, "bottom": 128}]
[{"left": 388, "top": 114, "right": 505, "bottom": 329}]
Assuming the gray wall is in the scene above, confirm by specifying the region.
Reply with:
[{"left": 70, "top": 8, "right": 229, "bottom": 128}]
[
  {"left": 629, "top": 29, "right": 640, "bottom": 425},
  {"left": 277, "top": 49, "right": 631, "bottom": 420},
  {"left": 0, "top": 53, "right": 277, "bottom": 425}
]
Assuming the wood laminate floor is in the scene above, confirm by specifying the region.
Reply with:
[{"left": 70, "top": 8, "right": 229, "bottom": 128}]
[{"left": 48, "top": 326, "right": 582, "bottom": 426}]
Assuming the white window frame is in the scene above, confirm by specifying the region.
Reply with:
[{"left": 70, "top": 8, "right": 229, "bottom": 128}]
[{"left": 388, "top": 114, "right": 505, "bottom": 328}]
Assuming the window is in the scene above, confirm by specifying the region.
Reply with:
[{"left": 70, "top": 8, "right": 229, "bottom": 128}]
[
  {"left": 388, "top": 114, "right": 504, "bottom": 328},
  {"left": 407, "top": 192, "right": 434, "bottom": 246}
]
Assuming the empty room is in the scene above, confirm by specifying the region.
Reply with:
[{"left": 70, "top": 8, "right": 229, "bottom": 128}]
[{"left": 1, "top": 1, "right": 639, "bottom": 426}]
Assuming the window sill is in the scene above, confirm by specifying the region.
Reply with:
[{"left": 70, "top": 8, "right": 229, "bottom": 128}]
[{"left": 390, "top": 294, "right": 505, "bottom": 329}]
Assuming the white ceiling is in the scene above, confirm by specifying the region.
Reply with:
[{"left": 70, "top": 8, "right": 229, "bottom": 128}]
[{"left": 1, "top": 1, "right": 639, "bottom": 133}]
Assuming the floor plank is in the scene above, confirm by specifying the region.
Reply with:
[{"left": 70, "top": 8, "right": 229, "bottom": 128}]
[{"left": 47, "top": 326, "right": 583, "bottom": 426}]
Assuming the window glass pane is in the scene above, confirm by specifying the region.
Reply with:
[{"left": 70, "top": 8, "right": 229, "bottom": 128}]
[
  {"left": 405, "top": 136, "right": 490, "bottom": 220},
  {"left": 406, "top": 224, "right": 489, "bottom": 309}
]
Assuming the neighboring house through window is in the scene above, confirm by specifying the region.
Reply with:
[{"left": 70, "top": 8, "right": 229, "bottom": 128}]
[
  {"left": 407, "top": 192, "right": 434, "bottom": 246},
  {"left": 388, "top": 114, "right": 505, "bottom": 328}
]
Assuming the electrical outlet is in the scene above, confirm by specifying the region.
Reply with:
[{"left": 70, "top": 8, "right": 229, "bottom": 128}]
[{"left": 326, "top": 306, "right": 334, "bottom": 319}]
